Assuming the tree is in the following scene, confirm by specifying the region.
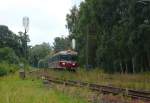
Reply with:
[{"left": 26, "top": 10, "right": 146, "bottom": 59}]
[
  {"left": 66, "top": 0, "right": 150, "bottom": 73},
  {"left": 0, "top": 25, "right": 25, "bottom": 59},
  {"left": 0, "top": 47, "right": 19, "bottom": 64},
  {"left": 29, "top": 43, "right": 52, "bottom": 67},
  {"left": 53, "top": 37, "right": 71, "bottom": 52}
]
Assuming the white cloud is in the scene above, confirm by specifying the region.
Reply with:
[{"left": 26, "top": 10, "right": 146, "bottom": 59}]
[{"left": 0, "top": 0, "right": 82, "bottom": 46}]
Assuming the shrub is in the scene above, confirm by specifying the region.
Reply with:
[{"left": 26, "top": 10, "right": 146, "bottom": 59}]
[
  {"left": 0, "top": 47, "right": 19, "bottom": 64},
  {"left": 0, "top": 68, "right": 7, "bottom": 76},
  {"left": 0, "top": 62, "right": 19, "bottom": 76}
]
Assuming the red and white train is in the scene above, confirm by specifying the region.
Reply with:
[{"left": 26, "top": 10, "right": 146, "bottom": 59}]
[{"left": 48, "top": 50, "right": 78, "bottom": 71}]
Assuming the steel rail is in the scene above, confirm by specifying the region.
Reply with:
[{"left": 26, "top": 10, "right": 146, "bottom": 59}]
[{"left": 29, "top": 70, "right": 150, "bottom": 102}]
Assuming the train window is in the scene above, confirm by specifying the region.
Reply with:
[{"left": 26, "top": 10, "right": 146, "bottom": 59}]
[
  {"left": 50, "top": 55, "right": 60, "bottom": 62},
  {"left": 52, "top": 57, "right": 54, "bottom": 62},
  {"left": 54, "top": 55, "right": 58, "bottom": 61},
  {"left": 54, "top": 56, "right": 57, "bottom": 61},
  {"left": 57, "top": 55, "right": 60, "bottom": 60},
  {"left": 60, "top": 55, "right": 77, "bottom": 61},
  {"left": 49, "top": 58, "right": 51, "bottom": 62},
  {"left": 60, "top": 55, "right": 68, "bottom": 60},
  {"left": 54, "top": 57, "right": 56, "bottom": 61}
]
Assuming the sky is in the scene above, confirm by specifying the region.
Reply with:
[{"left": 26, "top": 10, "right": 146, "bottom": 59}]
[{"left": 0, "top": 0, "right": 82, "bottom": 46}]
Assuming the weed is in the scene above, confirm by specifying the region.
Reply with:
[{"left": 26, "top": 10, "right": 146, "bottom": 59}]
[
  {"left": 0, "top": 74, "right": 87, "bottom": 103},
  {"left": 44, "top": 68, "right": 150, "bottom": 90}
]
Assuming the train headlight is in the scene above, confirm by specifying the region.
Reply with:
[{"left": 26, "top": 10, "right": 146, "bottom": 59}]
[
  {"left": 62, "top": 62, "right": 66, "bottom": 65},
  {"left": 72, "top": 63, "right": 75, "bottom": 66}
]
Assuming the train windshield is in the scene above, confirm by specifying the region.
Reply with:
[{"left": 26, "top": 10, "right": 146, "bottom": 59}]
[{"left": 60, "top": 55, "right": 77, "bottom": 61}]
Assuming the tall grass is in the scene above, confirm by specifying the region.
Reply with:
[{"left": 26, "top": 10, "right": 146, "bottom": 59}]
[
  {"left": 44, "top": 68, "right": 150, "bottom": 90},
  {"left": 0, "top": 74, "right": 87, "bottom": 103}
]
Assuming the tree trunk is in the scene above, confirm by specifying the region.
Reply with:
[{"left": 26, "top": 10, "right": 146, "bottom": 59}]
[
  {"left": 125, "top": 63, "right": 128, "bottom": 74},
  {"left": 140, "top": 56, "right": 143, "bottom": 73},
  {"left": 147, "top": 52, "right": 150, "bottom": 70},
  {"left": 120, "top": 61, "right": 123, "bottom": 74},
  {"left": 132, "top": 57, "right": 135, "bottom": 74}
]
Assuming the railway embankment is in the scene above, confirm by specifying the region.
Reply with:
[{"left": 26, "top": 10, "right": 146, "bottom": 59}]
[
  {"left": 43, "top": 69, "right": 150, "bottom": 91},
  {"left": 29, "top": 69, "right": 150, "bottom": 103}
]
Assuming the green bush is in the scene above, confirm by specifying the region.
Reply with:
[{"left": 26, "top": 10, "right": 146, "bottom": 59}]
[
  {"left": 0, "top": 62, "right": 19, "bottom": 76},
  {"left": 0, "top": 47, "right": 19, "bottom": 64},
  {"left": 0, "top": 68, "right": 7, "bottom": 76}
]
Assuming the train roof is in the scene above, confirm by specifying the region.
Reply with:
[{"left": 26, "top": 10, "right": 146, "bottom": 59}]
[{"left": 54, "top": 50, "right": 78, "bottom": 56}]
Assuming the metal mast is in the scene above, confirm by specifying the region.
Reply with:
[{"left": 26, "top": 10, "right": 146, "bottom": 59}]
[{"left": 22, "top": 16, "right": 29, "bottom": 59}]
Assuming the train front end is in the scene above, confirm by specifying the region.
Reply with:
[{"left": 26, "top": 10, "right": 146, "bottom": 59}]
[{"left": 58, "top": 50, "right": 78, "bottom": 71}]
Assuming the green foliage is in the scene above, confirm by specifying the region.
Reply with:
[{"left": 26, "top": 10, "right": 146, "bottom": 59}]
[
  {"left": 0, "top": 25, "right": 31, "bottom": 63},
  {"left": 0, "top": 47, "right": 19, "bottom": 64},
  {"left": 18, "top": 31, "right": 30, "bottom": 59},
  {"left": 0, "top": 68, "right": 7, "bottom": 76},
  {"left": 66, "top": 0, "right": 150, "bottom": 73},
  {"left": 29, "top": 42, "right": 52, "bottom": 67},
  {"left": 53, "top": 37, "right": 71, "bottom": 52},
  {"left": 0, "top": 62, "right": 19, "bottom": 76},
  {"left": 0, "top": 25, "right": 23, "bottom": 57}
]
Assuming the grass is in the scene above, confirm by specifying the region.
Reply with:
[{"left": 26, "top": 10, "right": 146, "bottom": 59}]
[
  {"left": 42, "top": 68, "right": 150, "bottom": 91},
  {"left": 0, "top": 73, "right": 88, "bottom": 103}
]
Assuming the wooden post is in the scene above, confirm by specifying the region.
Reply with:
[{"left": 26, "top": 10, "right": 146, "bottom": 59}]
[{"left": 19, "top": 63, "right": 25, "bottom": 79}]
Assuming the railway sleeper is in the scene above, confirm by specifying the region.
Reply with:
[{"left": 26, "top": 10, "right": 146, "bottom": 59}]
[{"left": 127, "top": 94, "right": 150, "bottom": 101}]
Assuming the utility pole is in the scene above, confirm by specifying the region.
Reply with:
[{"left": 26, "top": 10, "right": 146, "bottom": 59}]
[{"left": 22, "top": 16, "right": 29, "bottom": 60}]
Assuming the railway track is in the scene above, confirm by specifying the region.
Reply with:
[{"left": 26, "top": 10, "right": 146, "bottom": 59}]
[{"left": 29, "top": 70, "right": 150, "bottom": 102}]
